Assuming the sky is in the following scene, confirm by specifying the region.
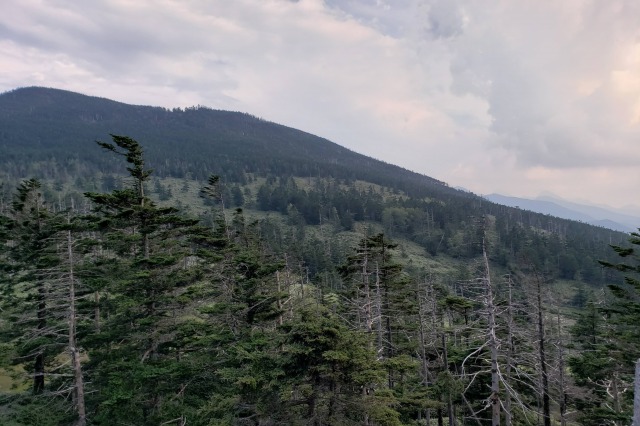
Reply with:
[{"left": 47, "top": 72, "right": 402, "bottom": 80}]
[{"left": 2, "top": 0, "right": 640, "bottom": 211}]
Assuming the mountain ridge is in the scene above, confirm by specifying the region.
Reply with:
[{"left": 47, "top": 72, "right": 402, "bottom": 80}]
[
  {"left": 0, "top": 86, "right": 629, "bottom": 288},
  {"left": 0, "top": 86, "right": 454, "bottom": 196},
  {"left": 484, "top": 193, "right": 639, "bottom": 233}
]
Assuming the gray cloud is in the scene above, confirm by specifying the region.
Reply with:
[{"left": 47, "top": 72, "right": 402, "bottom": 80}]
[
  {"left": 1, "top": 0, "right": 639, "bottom": 207},
  {"left": 441, "top": 1, "right": 640, "bottom": 169},
  {"left": 426, "top": 0, "right": 465, "bottom": 39}
]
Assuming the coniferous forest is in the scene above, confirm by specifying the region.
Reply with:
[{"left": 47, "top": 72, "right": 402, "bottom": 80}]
[{"left": 1, "top": 88, "right": 639, "bottom": 425}]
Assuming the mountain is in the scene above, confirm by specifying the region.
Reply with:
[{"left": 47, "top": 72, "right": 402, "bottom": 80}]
[
  {"left": 537, "top": 193, "right": 640, "bottom": 231},
  {"left": 2, "top": 86, "right": 637, "bottom": 425},
  {"left": 0, "top": 86, "right": 450, "bottom": 196},
  {"left": 0, "top": 86, "right": 629, "bottom": 286},
  {"left": 484, "top": 193, "right": 639, "bottom": 233}
]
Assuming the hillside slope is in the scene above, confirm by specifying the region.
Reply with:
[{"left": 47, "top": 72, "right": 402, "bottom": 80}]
[
  {"left": 0, "top": 86, "right": 629, "bottom": 287},
  {"left": 2, "top": 87, "right": 639, "bottom": 426},
  {"left": 0, "top": 86, "right": 452, "bottom": 197}
]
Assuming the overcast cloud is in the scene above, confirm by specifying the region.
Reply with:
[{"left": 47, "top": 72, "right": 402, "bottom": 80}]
[{"left": 1, "top": 0, "right": 639, "bottom": 209}]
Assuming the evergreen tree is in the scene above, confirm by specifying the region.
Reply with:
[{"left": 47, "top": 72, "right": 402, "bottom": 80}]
[
  {"left": 193, "top": 178, "right": 287, "bottom": 424},
  {"left": 569, "top": 230, "right": 640, "bottom": 425},
  {"left": 83, "top": 135, "right": 203, "bottom": 424},
  {"left": 569, "top": 298, "right": 629, "bottom": 425},
  {"left": 3, "top": 180, "right": 75, "bottom": 399},
  {"left": 279, "top": 304, "right": 402, "bottom": 425},
  {"left": 0, "top": 179, "right": 90, "bottom": 425}
]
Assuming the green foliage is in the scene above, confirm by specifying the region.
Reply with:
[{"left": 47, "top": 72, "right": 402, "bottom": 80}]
[
  {"left": 569, "top": 231, "right": 640, "bottom": 424},
  {"left": 0, "top": 86, "right": 635, "bottom": 424},
  {"left": 280, "top": 305, "right": 400, "bottom": 424},
  {"left": 1, "top": 179, "right": 65, "bottom": 395},
  {"left": 80, "top": 136, "right": 214, "bottom": 424},
  {"left": 0, "top": 394, "right": 75, "bottom": 425},
  {"left": 1, "top": 87, "right": 627, "bottom": 285}
]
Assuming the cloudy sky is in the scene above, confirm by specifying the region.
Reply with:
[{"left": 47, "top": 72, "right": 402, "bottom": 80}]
[{"left": 2, "top": 0, "right": 640, "bottom": 210}]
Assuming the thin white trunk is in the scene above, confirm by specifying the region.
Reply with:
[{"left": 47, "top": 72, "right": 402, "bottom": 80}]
[
  {"left": 505, "top": 276, "right": 514, "bottom": 426},
  {"left": 94, "top": 291, "right": 100, "bottom": 333},
  {"left": 416, "top": 280, "right": 432, "bottom": 425},
  {"left": 556, "top": 310, "right": 567, "bottom": 426},
  {"left": 483, "top": 241, "right": 500, "bottom": 426},
  {"left": 634, "top": 359, "right": 640, "bottom": 426},
  {"left": 67, "top": 229, "right": 86, "bottom": 426},
  {"left": 535, "top": 274, "right": 550, "bottom": 426},
  {"left": 374, "top": 262, "right": 384, "bottom": 360},
  {"left": 276, "top": 271, "right": 283, "bottom": 326},
  {"left": 362, "top": 250, "right": 373, "bottom": 335}
]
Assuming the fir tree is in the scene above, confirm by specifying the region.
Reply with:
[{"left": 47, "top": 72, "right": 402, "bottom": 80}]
[{"left": 83, "top": 135, "right": 203, "bottom": 424}]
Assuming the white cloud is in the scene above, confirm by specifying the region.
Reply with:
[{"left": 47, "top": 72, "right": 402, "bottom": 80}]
[
  {"left": 441, "top": 1, "right": 640, "bottom": 169},
  {"left": 1, "top": 0, "right": 639, "bottom": 208}
]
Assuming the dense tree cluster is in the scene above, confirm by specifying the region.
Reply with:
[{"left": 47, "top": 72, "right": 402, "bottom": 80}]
[
  {"left": 252, "top": 176, "right": 617, "bottom": 287},
  {"left": 0, "top": 135, "right": 638, "bottom": 425},
  {"left": 0, "top": 87, "right": 625, "bottom": 289}
]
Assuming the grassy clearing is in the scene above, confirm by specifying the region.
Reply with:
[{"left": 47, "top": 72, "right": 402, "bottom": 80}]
[{"left": 0, "top": 367, "right": 26, "bottom": 393}]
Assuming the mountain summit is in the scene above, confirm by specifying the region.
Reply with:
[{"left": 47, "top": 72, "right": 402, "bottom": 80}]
[{"left": 0, "top": 86, "right": 449, "bottom": 196}]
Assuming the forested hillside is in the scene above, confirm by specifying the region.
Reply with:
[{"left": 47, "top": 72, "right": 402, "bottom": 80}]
[
  {"left": 0, "top": 86, "right": 447, "bottom": 191},
  {"left": 0, "top": 87, "right": 638, "bottom": 425},
  {"left": 0, "top": 87, "right": 625, "bottom": 286}
]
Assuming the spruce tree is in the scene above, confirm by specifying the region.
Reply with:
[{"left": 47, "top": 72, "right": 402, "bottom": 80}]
[
  {"left": 4, "top": 180, "right": 76, "bottom": 397},
  {"left": 569, "top": 230, "right": 640, "bottom": 425},
  {"left": 0, "top": 179, "right": 90, "bottom": 425},
  {"left": 83, "top": 135, "right": 203, "bottom": 424}
]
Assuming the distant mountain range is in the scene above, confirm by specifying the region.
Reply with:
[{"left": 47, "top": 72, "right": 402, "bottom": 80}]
[{"left": 484, "top": 193, "right": 640, "bottom": 233}]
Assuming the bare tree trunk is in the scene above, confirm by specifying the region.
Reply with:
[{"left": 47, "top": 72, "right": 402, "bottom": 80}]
[
  {"left": 442, "top": 333, "right": 455, "bottom": 426},
  {"left": 380, "top": 237, "right": 394, "bottom": 388},
  {"left": 556, "top": 310, "right": 567, "bottom": 426},
  {"left": 534, "top": 274, "right": 551, "bottom": 426},
  {"left": 505, "top": 276, "right": 515, "bottom": 426},
  {"left": 94, "top": 291, "right": 101, "bottom": 333},
  {"left": 67, "top": 229, "right": 86, "bottom": 426},
  {"left": 284, "top": 254, "right": 294, "bottom": 317},
  {"left": 612, "top": 373, "right": 622, "bottom": 426},
  {"left": 483, "top": 242, "right": 501, "bottom": 426},
  {"left": 374, "top": 262, "right": 384, "bottom": 361},
  {"left": 362, "top": 249, "right": 373, "bottom": 336},
  {"left": 463, "top": 394, "right": 484, "bottom": 426},
  {"left": 33, "top": 285, "right": 46, "bottom": 395},
  {"left": 634, "top": 359, "right": 640, "bottom": 426},
  {"left": 276, "top": 271, "right": 283, "bottom": 326},
  {"left": 33, "top": 192, "right": 46, "bottom": 395},
  {"left": 417, "top": 279, "right": 432, "bottom": 425}
]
